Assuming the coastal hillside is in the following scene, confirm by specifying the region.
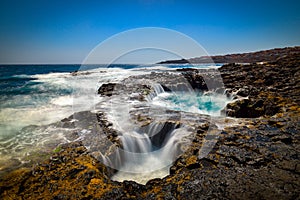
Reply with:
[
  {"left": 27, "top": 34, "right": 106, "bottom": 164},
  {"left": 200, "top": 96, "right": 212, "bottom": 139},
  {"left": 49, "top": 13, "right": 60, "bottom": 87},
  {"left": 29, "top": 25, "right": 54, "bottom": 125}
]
[{"left": 158, "top": 46, "right": 300, "bottom": 64}]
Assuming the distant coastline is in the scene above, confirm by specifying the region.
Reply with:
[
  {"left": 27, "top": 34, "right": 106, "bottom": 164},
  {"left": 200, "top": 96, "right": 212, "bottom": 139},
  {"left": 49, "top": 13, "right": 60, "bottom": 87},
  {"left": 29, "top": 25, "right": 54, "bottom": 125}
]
[{"left": 157, "top": 46, "right": 300, "bottom": 64}]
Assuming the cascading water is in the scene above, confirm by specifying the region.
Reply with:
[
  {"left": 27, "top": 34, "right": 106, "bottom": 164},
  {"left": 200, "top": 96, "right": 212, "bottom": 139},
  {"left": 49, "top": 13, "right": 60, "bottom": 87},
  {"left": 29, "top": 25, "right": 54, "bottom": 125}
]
[
  {"left": 146, "top": 83, "right": 165, "bottom": 101},
  {"left": 107, "top": 83, "right": 192, "bottom": 184},
  {"left": 104, "top": 82, "right": 230, "bottom": 184},
  {"left": 111, "top": 123, "right": 192, "bottom": 184}
]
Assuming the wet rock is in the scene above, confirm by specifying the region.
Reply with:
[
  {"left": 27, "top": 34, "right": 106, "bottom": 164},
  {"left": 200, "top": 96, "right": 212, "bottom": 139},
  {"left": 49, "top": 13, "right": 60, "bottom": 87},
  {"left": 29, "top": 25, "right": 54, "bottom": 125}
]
[
  {"left": 150, "top": 122, "right": 178, "bottom": 148},
  {"left": 98, "top": 83, "right": 121, "bottom": 96},
  {"left": 236, "top": 86, "right": 250, "bottom": 97},
  {"left": 1, "top": 50, "right": 300, "bottom": 199}
]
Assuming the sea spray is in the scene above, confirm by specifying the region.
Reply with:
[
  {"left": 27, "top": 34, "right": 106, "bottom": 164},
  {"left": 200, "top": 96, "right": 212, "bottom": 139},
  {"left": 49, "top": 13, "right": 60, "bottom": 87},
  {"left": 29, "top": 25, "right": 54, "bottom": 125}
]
[{"left": 111, "top": 124, "right": 192, "bottom": 184}]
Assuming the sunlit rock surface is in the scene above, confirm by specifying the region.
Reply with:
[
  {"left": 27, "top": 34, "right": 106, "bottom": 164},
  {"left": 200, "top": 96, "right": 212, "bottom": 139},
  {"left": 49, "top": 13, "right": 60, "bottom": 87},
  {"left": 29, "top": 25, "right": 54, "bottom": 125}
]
[{"left": 1, "top": 52, "right": 299, "bottom": 199}]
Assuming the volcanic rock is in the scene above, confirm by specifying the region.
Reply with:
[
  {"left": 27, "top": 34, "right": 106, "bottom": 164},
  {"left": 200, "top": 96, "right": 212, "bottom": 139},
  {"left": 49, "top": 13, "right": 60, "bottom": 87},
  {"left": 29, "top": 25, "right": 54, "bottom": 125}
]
[{"left": 1, "top": 48, "right": 299, "bottom": 199}]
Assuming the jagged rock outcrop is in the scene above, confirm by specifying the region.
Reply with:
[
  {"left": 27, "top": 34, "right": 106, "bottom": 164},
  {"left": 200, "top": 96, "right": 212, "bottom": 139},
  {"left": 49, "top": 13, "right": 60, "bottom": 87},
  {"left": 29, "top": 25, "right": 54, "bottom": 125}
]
[
  {"left": 219, "top": 53, "right": 300, "bottom": 119},
  {"left": 223, "top": 93, "right": 283, "bottom": 118},
  {"left": 1, "top": 48, "right": 299, "bottom": 199},
  {"left": 1, "top": 102, "right": 299, "bottom": 199}
]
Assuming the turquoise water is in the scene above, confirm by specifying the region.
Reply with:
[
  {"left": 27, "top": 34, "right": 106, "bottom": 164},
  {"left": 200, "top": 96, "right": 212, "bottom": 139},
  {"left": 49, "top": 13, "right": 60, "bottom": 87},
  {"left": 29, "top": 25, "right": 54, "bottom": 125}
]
[{"left": 152, "top": 91, "right": 230, "bottom": 116}]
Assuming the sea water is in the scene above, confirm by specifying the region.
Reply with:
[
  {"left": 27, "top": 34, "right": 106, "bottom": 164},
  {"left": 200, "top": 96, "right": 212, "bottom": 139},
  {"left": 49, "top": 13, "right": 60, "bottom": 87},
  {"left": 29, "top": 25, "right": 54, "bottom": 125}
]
[{"left": 0, "top": 64, "right": 228, "bottom": 179}]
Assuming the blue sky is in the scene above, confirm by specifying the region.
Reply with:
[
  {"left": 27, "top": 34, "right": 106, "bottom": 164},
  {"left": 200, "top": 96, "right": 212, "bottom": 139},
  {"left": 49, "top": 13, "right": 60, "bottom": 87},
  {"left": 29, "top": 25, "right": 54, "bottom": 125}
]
[{"left": 0, "top": 0, "right": 299, "bottom": 64}]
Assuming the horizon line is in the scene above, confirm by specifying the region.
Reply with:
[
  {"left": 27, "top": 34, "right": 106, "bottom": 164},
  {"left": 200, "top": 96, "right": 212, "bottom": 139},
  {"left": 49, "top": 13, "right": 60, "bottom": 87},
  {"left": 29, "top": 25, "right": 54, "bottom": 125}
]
[{"left": 1, "top": 45, "right": 298, "bottom": 65}]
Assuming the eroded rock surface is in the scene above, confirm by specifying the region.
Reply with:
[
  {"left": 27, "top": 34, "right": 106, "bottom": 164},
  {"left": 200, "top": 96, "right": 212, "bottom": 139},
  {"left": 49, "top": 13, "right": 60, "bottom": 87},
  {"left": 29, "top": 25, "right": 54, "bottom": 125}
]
[{"left": 1, "top": 51, "right": 299, "bottom": 199}]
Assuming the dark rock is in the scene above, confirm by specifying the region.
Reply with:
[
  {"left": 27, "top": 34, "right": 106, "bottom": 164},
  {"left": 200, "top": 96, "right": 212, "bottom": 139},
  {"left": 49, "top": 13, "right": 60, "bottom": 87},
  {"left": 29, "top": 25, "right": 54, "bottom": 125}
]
[
  {"left": 150, "top": 122, "right": 178, "bottom": 148},
  {"left": 98, "top": 83, "right": 121, "bottom": 96},
  {"left": 223, "top": 93, "right": 284, "bottom": 118},
  {"left": 159, "top": 46, "right": 300, "bottom": 64},
  {"left": 1, "top": 48, "right": 300, "bottom": 200}
]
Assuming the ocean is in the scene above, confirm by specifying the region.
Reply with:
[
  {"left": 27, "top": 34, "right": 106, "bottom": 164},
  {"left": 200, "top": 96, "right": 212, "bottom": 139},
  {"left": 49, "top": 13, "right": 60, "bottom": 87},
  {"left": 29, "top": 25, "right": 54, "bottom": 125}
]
[{"left": 0, "top": 63, "right": 229, "bottom": 179}]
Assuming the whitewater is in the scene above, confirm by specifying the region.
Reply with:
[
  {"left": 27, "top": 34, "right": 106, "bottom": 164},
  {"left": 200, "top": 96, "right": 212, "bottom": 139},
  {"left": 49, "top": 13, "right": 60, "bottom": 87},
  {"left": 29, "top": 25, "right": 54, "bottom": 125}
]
[{"left": 0, "top": 64, "right": 230, "bottom": 183}]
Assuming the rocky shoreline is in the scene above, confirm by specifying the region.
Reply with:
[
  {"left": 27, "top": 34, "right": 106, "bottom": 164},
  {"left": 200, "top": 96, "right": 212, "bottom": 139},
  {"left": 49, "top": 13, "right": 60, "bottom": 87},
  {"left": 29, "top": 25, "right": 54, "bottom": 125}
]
[
  {"left": 158, "top": 46, "right": 300, "bottom": 64},
  {"left": 1, "top": 51, "right": 299, "bottom": 199}
]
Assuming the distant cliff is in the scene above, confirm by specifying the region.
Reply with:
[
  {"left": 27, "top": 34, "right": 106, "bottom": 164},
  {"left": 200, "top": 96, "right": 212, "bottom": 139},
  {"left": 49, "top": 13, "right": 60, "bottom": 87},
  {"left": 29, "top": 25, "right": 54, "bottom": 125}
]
[{"left": 158, "top": 46, "right": 300, "bottom": 64}]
